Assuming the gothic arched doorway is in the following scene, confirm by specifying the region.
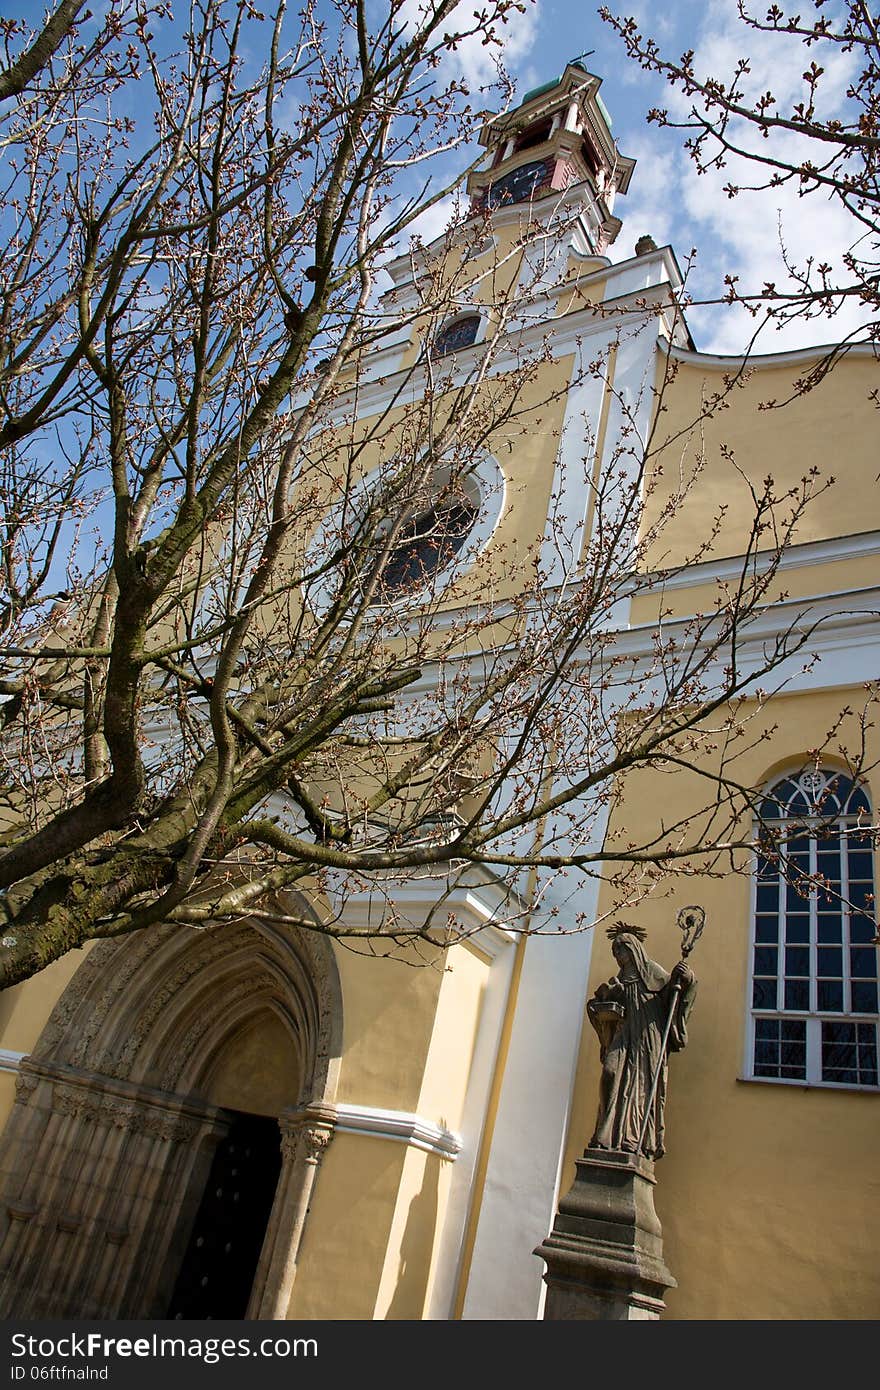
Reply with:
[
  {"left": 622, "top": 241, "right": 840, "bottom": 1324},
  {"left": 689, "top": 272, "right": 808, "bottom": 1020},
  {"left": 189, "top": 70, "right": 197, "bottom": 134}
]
[{"left": 0, "top": 908, "right": 342, "bottom": 1319}]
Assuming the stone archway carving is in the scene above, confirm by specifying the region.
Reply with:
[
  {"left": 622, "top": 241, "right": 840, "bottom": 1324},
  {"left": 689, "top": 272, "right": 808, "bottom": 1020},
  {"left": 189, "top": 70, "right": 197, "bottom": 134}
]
[{"left": 0, "top": 902, "right": 342, "bottom": 1319}]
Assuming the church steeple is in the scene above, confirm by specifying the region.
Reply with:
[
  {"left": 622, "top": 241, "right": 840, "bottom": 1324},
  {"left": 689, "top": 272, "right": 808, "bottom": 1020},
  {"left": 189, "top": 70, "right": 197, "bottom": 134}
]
[{"left": 467, "top": 61, "right": 635, "bottom": 253}]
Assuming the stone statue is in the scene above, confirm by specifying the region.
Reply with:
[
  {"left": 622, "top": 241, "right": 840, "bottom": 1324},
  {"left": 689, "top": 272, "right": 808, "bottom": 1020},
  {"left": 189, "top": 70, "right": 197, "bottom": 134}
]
[{"left": 587, "top": 927, "right": 697, "bottom": 1160}]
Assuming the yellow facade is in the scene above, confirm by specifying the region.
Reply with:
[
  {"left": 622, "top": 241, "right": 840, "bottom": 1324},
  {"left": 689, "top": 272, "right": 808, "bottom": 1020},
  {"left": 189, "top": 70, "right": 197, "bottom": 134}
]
[
  {"left": 569, "top": 692, "right": 880, "bottom": 1319},
  {"left": 567, "top": 346, "right": 880, "bottom": 1319},
  {"left": 0, "top": 61, "right": 876, "bottom": 1322}
]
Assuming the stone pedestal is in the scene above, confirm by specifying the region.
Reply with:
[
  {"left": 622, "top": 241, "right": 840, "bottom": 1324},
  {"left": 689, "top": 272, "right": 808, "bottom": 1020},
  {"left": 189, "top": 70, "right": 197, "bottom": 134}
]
[{"left": 534, "top": 1147, "right": 676, "bottom": 1320}]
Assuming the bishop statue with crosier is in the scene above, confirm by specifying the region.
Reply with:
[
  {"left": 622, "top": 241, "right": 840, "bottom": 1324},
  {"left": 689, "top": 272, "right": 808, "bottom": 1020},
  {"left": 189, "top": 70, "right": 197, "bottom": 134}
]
[{"left": 587, "top": 914, "right": 702, "bottom": 1160}]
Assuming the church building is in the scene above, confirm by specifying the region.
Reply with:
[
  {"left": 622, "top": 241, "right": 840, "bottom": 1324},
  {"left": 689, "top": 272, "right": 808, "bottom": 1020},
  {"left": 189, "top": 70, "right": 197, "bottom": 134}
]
[{"left": 0, "top": 62, "right": 877, "bottom": 1322}]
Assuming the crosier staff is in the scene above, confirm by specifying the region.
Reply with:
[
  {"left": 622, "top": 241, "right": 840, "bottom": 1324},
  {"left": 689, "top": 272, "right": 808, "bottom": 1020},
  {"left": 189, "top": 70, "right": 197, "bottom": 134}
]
[{"left": 637, "top": 905, "right": 705, "bottom": 1157}]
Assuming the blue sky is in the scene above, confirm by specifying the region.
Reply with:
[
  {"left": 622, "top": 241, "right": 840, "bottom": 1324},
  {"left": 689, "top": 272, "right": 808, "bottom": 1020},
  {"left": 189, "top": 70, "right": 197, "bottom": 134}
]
[
  {"left": 8, "top": 0, "right": 865, "bottom": 358},
  {"left": 0, "top": 2, "right": 865, "bottom": 613},
  {"left": 424, "top": 0, "right": 868, "bottom": 356}
]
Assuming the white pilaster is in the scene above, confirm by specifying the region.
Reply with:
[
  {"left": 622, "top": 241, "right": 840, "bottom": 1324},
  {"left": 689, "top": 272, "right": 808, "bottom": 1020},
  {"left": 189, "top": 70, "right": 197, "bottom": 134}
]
[{"left": 458, "top": 885, "right": 600, "bottom": 1320}]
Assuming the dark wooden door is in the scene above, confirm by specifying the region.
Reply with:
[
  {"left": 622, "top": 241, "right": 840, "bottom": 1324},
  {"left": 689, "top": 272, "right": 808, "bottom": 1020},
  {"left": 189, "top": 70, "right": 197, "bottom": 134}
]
[{"left": 166, "top": 1111, "right": 282, "bottom": 1319}]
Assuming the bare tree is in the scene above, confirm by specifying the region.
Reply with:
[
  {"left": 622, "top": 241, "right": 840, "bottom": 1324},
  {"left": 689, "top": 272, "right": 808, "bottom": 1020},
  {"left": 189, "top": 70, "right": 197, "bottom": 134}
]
[
  {"left": 0, "top": 0, "right": 871, "bottom": 989},
  {"left": 602, "top": 0, "right": 880, "bottom": 392}
]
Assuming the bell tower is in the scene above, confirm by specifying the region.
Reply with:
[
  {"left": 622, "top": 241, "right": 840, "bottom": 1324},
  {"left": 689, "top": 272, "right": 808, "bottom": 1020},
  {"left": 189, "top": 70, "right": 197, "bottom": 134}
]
[{"left": 467, "top": 60, "right": 635, "bottom": 253}]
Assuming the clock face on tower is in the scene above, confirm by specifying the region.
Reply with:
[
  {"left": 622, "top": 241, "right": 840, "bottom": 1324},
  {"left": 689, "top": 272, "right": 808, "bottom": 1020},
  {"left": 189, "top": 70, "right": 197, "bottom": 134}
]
[{"left": 486, "top": 158, "right": 550, "bottom": 208}]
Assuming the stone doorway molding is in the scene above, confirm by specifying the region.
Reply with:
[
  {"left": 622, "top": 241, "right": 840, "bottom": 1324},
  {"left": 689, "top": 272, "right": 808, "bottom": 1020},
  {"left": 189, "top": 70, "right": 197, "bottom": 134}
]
[{"left": 0, "top": 901, "right": 342, "bottom": 1319}]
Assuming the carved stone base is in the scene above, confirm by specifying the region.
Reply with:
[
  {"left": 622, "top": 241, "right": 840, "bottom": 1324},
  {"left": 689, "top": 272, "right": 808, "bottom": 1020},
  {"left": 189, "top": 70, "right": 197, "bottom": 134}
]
[{"left": 534, "top": 1147, "right": 676, "bottom": 1320}]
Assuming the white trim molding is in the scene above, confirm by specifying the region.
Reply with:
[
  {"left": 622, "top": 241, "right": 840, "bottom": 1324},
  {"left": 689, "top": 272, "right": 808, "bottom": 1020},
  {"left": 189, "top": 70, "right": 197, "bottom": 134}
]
[
  {"left": 651, "top": 530, "right": 880, "bottom": 594},
  {"left": 298, "top": 1100, "right": 462, "bottom": 1160},
  {"left": 334, "top": 1103, "right": 462, "bottom": 1158},
  {"left": 0, "top": 1050, "right": 24, "bottom": 1074},
  {"left": 669, "top": 338, "right": 879, "bottom": 372}
]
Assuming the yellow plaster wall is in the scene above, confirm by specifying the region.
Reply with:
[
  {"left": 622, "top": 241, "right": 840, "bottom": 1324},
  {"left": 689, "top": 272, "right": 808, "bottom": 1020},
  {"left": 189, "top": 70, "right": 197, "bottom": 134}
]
[
  {"left": 556, "top": 264, "right": 608, "bottom": 316},
  {"left": 373, "top": 1145, "right": 453, "bottom": 1320},
  {"left": 416, "top": 939, "right": 486, "bottom": 1128},
  {"left": 0, "top": 949, "right": 89, "bottom": 1056},
  {"left": 331, "top": 934, "right": 488, "bottom": 1120},
  {"left": 332, "top": 947, "right": 447, "bottom": 1113},
  {"left": 300, "top": 358, "right": 570, "bottom": 614},
  {"left": 565, "top": 688, "right": 880, "bottom": 1318},
  {"left": 393, "top": 219, "right": 537, "bottom": 375},
  {"left": 291, "top": 935, "right": 489, "bottom": 1319},
  {"left": 286, "top": 1132, "right": 407, "bottom": 1319},
  {"left": 642, "top": 352, "right": 880, "bottom": 571},
  {"left": 0, "top": 1072, "right": 16, "bottom": 1128},
  {"left": 440, "top": 359, "right": 571, "bottom": 609},
  {"left": 288, "top": 1134, "right": 454, "bottom": 1321}
]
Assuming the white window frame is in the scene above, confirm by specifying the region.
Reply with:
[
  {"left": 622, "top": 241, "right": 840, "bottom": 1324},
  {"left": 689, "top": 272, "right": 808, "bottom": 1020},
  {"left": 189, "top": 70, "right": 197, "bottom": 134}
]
[{"left": 744, "top": 767, "right": 879, "bottom": 1091}]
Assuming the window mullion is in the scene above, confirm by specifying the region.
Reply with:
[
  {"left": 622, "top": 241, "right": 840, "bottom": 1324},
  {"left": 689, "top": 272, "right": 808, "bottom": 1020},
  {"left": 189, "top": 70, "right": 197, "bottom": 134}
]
[
  {"left": 805, "top": 1015, "right": 820, "bottom": 1084},
  {"left": 777, "top": 848, "right": 785, "bottom": 1013},
  {"left": 809, "top": 825, "right": 818, "bottom": 1015},
  {"left": 841, "top": 815, "right": 852, "bottom": 1015}
]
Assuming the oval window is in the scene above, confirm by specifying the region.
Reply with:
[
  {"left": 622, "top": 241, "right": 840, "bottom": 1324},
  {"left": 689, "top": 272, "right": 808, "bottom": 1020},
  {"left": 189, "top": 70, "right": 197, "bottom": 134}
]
[{"left": 305, "top": 455, "right": 504, "bottom": 618}]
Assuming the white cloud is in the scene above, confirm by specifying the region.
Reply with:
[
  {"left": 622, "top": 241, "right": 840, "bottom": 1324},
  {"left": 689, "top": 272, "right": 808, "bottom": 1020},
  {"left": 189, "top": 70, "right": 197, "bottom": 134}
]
[
  {"left": 621, "top": 0, "right": 868, "bottom": 353},
  {"left": 399, "top": 0, "right": 541, "bottom": 91},
  {"left": 404, "top": 192, "right": 460, "bottom": 245},
  {"left": 609, "top": 133, "right": 679, "bottom": 259}
]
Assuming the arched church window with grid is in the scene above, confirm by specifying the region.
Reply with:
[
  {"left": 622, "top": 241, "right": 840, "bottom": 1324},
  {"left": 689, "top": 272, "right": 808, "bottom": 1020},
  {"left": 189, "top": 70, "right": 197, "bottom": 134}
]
[{"left": 749, "top": 769, "right": 878, "bottom": 1088}]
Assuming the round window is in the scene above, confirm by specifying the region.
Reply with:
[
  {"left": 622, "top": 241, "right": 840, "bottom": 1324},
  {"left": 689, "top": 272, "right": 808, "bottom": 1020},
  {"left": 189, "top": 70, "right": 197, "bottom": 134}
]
[
  {"left": 369, "top": 492, "right": 480, "bottom": 604},
  {"left": 305, "top": 454, "right": 504, "bottom": 616}
]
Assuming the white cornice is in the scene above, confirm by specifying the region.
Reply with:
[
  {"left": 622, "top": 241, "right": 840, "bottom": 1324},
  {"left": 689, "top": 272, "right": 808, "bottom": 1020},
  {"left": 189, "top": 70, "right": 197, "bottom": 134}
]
[
  {"left": 610, "top": 586, "right": 880, "bottom": 689},
  {"left": 286, "top": 562, "right": 880, "bottom": 700},
  {"left": 0, "top": 1049, "right": 24, "bottom": 1073},
  {"left": 308, "top": 286, "right": 669, "bottom": 425},
  {"left": 621, "top": 584, "right": 880, "bottom": 648},
  {"left": 380, "top": 582, "right": 880, "bottom": 703},
  {"left": 652, "top": 530, "right": 880, "bottom": 591},
  {"left": 669, "top": 339, "right": 879, "bottom": 371},
  {"left": 323, "top": 869, "right": 521, "bottom": 953},
  {"left": 313, "top": 1101, "right": 462, "bottom": 1159},
  {"left": 343, "top": 524, "right": 880, "bottom": 651}
]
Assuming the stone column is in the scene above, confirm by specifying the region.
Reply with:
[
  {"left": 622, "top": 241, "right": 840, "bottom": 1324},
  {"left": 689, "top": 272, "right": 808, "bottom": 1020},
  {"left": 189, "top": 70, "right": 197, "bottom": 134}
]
[
  {"left": 534, "top": 1147, "right": 676, "bottom": 1320},
  {"left": 247, "top": 1103, "right": 335, "bottom": 1319}
]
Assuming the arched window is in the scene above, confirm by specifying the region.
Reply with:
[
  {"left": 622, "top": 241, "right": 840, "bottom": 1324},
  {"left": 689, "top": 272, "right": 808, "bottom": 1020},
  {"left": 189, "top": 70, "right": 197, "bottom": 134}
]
[
  {"left": 432, "top": 314, "right": 480, "bottom": 358},
  {"left": 514, "top": 117, "right": 552, "bottom": 153},
  {"left": 749, "top": 769, "right": 878, "bottom": 1088}
]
